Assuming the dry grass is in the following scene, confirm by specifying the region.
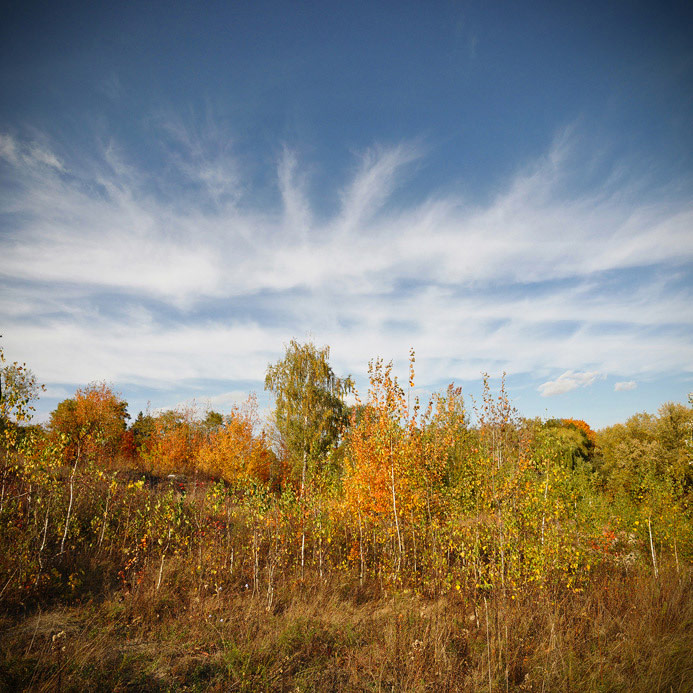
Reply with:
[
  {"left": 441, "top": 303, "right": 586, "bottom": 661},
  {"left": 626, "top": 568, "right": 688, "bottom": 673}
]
[{"left": 2, "top": 561, "right": 691, "bottom": 692}]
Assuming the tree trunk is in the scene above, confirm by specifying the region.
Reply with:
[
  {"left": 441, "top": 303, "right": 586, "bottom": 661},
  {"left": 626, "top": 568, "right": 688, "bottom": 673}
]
[
  {"left": 60, "top": 439, "right": 81, "bottom": 555},
  {"left": 390, "top": 438, "right": 403, "bottom": 571}
]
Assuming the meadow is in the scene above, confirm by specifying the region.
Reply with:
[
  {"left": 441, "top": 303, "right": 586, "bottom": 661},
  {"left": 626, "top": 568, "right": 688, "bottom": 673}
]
[{"left": 0, "top": 344, "right": 691, "bottom": 691}]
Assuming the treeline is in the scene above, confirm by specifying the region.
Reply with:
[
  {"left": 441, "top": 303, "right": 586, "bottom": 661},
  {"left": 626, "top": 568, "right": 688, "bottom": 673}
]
[
  {"left": 1, "top": 340, "right": 691, "bottom": 599},
  {"left": 1, "top": 343, "right": 692, "bottom": 690},
  {"left": 47, "top": 386, "right": 280, "bottom": 487}
]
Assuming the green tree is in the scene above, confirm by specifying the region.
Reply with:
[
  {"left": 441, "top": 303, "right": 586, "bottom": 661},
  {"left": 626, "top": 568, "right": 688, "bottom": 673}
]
[
  {"left": 596, "top": 402, "right": 693, "bottom": 497},
  {"left": 203, "top": 410, "right": 224, "bottom": 433},
  {"left": 540, "top": 419, "right": 594, "bottom": 469},
  {"left": 265, "top": 339, "right": 353, "bottom": 494},
  {"left": 1, "top": 347, "right": 46, "bottom": 516},
  {"left": 131, "top": 411, "right": 156, "bottom": 450},
  {"left": 655, "top": 402, "right": 693, "bottom": 490},
  {"left": 0, "top": 346, "right": 44, "bottom": 429}
]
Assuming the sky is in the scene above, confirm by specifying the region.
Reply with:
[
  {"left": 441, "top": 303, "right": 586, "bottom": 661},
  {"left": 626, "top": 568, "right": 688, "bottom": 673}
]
[{"left": 1, "top": 0, "right": 692, "bottom": 429}]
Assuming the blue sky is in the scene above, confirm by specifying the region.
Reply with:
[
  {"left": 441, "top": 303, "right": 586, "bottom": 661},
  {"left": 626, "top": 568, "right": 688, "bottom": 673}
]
[{"left": 1, "top": 0, "right": 691, "bottom": 428}]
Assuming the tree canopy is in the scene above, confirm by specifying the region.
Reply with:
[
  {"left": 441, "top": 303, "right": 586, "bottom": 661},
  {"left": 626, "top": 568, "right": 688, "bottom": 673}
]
[
  {"left": 0, "top": 346, "right": 43, "bottom": 427},
  {"left": 265, "top": 339, "right": 353, "bottom": 492},
  {"left": 49, "top": 383, "right": 130, "bottom": 465}
]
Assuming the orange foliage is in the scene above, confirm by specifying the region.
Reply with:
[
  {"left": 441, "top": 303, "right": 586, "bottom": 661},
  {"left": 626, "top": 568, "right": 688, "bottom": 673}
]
[
  {"left": 344, "top": 360, "right": 410, "bottom": 520},
  {"left": 344, "top": 353, "right": 443, "bottom": 524},
  {"left": 345, "top": 355, "right": 467, "bottom": 524},
  {"left": 138, "top": 407, "right": 203, "bottom": 475},
  {"left": 196, "top": 396, "right": 276, "bottom": 486},
  {"left": 345, "top": 402, "right": 400, "bottom": 519},
  {"left": 49, "top": 383, "right": 129, "bottom": 465}
]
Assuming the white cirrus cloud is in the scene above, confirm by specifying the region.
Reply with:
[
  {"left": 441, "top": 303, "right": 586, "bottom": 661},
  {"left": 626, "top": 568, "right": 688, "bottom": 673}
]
[
  {"left": 1, "top": 126, "right": 690, "bottom": 309},
  {"left": 0, "top": 121, "right": 691, "bottom": 414},
  {"left": 0, "top": 132, "right": 65, "bottom": 171}
]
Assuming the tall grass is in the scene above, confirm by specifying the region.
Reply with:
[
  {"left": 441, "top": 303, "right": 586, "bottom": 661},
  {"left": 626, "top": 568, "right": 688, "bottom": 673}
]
[{"left": 1, "top": 559, "right": 690, "bottom": 691}]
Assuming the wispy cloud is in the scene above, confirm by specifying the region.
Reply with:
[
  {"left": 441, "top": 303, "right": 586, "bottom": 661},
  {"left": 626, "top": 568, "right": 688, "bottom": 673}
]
[
  {"left": 614, "top": 380, "right": 637, "bottom": 391},
  {"left": 538, "top": 371, "right": 602, "bottom": 397},
  {"left": 278, "top": 147, "right": 311, "bottom": 237},
  {"left": 0, "top": 132, "right": 65, "bottom": 171},
  {"left": 337, "top": 143, "right": 421, "bottom": 233},
  {"left": 0, "top": 124, "right": 691, "bottom": 414}
]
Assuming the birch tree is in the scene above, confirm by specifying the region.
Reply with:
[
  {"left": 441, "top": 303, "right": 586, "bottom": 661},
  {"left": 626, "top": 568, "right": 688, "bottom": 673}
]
[{"left": 265, "top": 339, "right": 353, "bottom": 494}]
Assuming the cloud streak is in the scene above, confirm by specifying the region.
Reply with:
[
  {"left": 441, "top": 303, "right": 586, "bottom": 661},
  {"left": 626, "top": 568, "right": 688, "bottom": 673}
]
[{"left": 0, "top": 123, "right": 691, "bottom": 420}]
